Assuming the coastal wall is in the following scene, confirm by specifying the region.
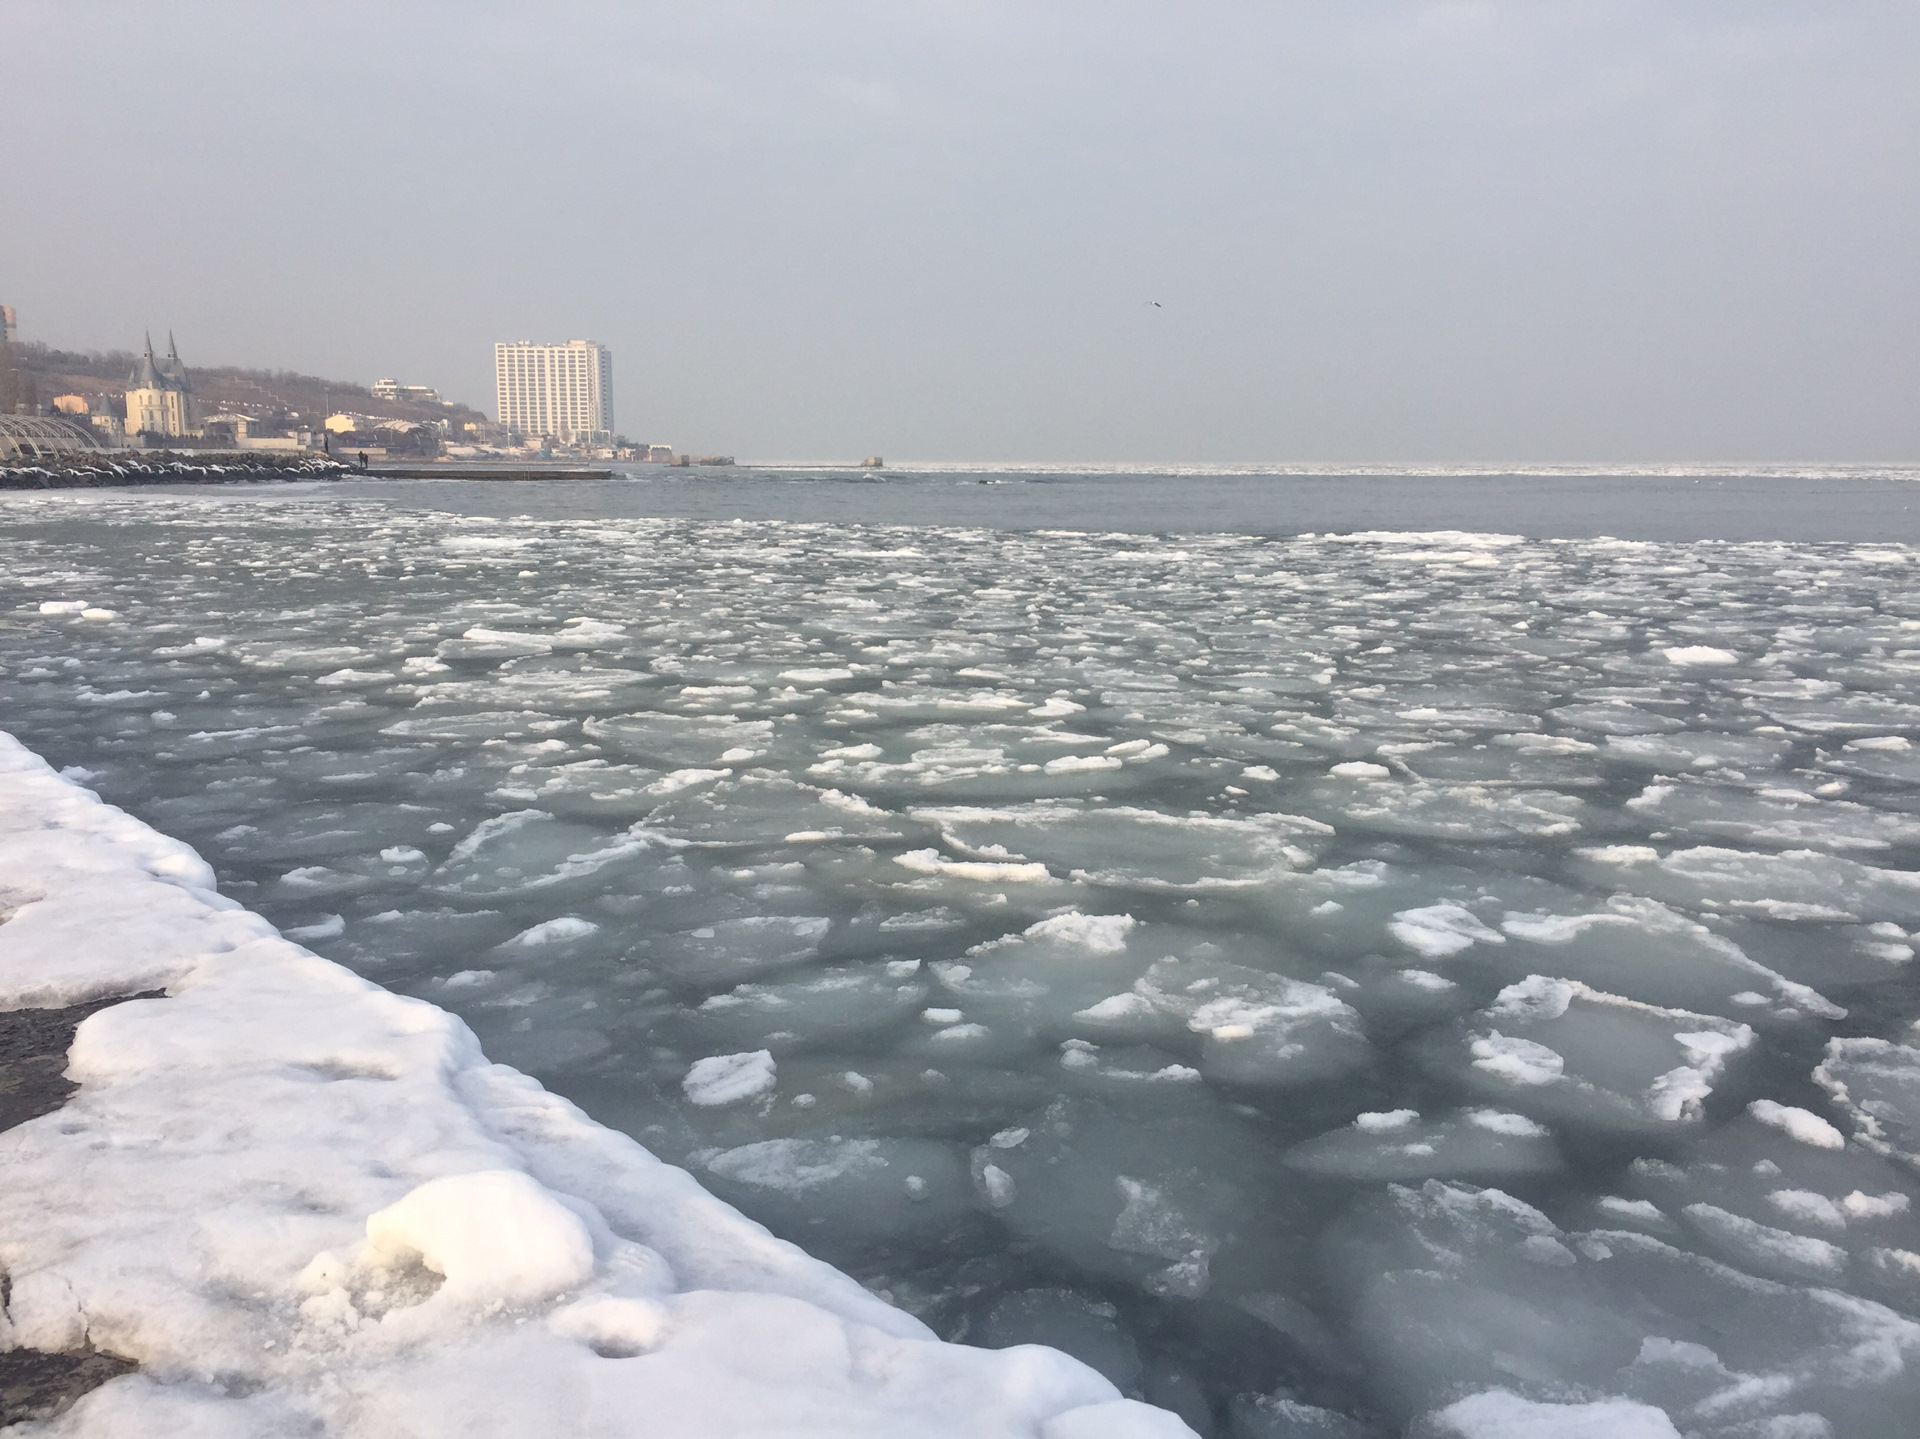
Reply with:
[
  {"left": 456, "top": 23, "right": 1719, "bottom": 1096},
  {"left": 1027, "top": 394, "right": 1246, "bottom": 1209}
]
[
  {"left": 0, "top": 730, "right": 1191, "bottom": 1437},
  {"left": 0, "top": 452, "right": 351, "bottom": 488}
]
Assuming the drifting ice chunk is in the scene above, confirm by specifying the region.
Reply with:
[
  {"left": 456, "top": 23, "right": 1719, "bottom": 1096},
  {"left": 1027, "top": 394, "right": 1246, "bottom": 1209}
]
[
  {"left": 1662, "top": 646, "right": 1739, "bottom": 666},
  {"left": 432, "top": 810, "right": 659, "bottom": 897},
  {"left": 1625, "top": 779, "right": 1920, "bottom": 854},
  {"left": 1330, "top": 761, "right": 1391, "bottom": 779},
  {"left": 910, "top": 801, "right": 1329, "bottom": 891},
  {"left": 1449, "top": 976, "right": 1752, "bottom": 1130},
  {"left": 1130, "top": 952, "right": 1370, "bottom": 1086},
  {"left": 932, "top": 911, "right": 1145, "bottom": 1032},
  {"left": 1322, "top": 1180, "right": 1622, "bottom": 1417},
  {"left": 979, "top": 1288, "right": 1142, "bottom": 1393},
  {"left": 1815, "top": 1038, "right": 1920, "bottom": 1164},
  {"left": 1604, "top": 731, "right": 1794, "bottom": 772},
  {"left": 1029, "top": 697, "right": 1086, "bottom": 718},
  {"left": 896, "top": 847, "right": 1054, "bottom": 883},
  {"left": 1680, "top": 1202, "right": 1849, "bottom": 1281},
  {"left": 508, "top": 916, "right": 600, "bottom": 946},
  {"left": 694, "top": 966, "right": 929, "bottom": 1049},
  {"left": 1748, "top": 1100, "right": 1846, "bottom": 1151},
  {"left": 584, "top": 712, "right": 775, "bottom": 767},
  {"left": 1058, "top": 1039, "right": 1201, "bottom": 1087},
  {"left": 1496, "top": 896, "right": 1841, "bottom": 1021},
  {"left": 1427, "top": 1390, "right": 1681, "bottom": 1439},
  {"left": 436, "top": 626, "right": 556, "bottom": 660},
  {"left": 645, "top": 775, "right": 902, "bottom": 845},
  {"left": 703, "top": 1136, "right": 970, "bottom": 1245},
  {"left": 1390, "top": 902, "right": 1505, "bottom": 959},
  {"left": 683, "top": 1050, "right": 777, "bottom": 1106},
  {"left": 1310, "top": 779, "right": 1584, "bottom": 842},
  {"left": 645, "top": 915, "right": 831, "bottom": 986},
  {"left": 1574, "top": 845, "right": 1920, "bottom": 924},
  {"left": 1045, "top": 754, "right": 1124, "bottom": 774},
  {"left": 965, "top": 1098, "right": 1267, "bottom": 1299},
  {"left": 1228, "top": 1393, "right": 1374, "bottom": 1438},
  {"left": 1284, "top": 1108, "right": 1560, "bottom": 1182}
]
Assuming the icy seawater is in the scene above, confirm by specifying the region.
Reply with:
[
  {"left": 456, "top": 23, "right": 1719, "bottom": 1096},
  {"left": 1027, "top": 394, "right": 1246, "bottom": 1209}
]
[{"left": 6, "top": 490, "right": 1920, "bottom": 1437}]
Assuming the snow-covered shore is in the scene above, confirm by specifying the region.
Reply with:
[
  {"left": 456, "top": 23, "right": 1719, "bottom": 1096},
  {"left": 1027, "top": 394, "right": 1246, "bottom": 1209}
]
[{"left": 0, "top": 729, "right": 1192, "bottom": 1437}]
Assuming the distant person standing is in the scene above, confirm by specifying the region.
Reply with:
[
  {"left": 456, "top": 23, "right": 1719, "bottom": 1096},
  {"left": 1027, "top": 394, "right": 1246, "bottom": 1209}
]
[{"left": 358, "top": 451, "right": 367, "bottom": 470}]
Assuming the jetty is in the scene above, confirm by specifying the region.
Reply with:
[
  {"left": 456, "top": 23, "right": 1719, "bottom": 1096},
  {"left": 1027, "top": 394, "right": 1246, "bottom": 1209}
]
[{"left": 364, "top": 463, "right": 612, "bottom": 482}]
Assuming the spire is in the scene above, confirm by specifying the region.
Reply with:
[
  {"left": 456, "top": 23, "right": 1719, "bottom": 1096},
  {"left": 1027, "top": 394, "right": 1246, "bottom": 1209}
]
[
  {"left": 154, "top": 331, "right": 189, "bottom": 392},
  {"left": 130, "top": 333, "right": 162, "bottom": 389}
]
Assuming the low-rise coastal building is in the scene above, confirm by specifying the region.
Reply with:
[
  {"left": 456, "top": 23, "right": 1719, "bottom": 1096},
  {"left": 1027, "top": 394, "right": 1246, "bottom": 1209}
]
[{"left": 371, "top": 377, "right": 443, "bottom": 404}]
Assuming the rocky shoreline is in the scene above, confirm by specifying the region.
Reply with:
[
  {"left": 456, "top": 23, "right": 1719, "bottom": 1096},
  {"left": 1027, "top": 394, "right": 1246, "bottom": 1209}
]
[{"left": 0, "top": 451, "right": 350, "bottom": 489}]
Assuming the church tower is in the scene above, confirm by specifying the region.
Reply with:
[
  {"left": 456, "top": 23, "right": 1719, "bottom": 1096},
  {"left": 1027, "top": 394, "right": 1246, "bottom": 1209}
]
[{"left": 125, "top": 332, "right": 201, "bottom": 439}]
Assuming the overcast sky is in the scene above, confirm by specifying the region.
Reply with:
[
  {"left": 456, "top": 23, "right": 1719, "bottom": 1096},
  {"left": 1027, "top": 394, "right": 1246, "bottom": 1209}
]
[{"left": 5, "top": 1, "right": 1916, "bottom": 462}]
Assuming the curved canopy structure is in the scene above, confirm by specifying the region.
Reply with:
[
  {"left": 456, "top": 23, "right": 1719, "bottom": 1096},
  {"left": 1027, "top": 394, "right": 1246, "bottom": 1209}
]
[{"left": 0, "top": 415, "right": 102, "bottom": 462}]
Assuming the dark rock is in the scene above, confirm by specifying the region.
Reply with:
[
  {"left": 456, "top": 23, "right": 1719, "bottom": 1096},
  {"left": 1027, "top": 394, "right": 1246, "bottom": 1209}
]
[
  {"left": 0, "top": 992, "right": 166, "bottom": 1134},
  {"left": 0, "top": 1346, "right": 138, "bottom": 1426}
]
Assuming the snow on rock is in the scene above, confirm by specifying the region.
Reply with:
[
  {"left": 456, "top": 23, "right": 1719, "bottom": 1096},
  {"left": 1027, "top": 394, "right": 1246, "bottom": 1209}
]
[
  {"left": 357, "top": 1169, "right": 597, "bottom": 1305},
  {"left": 0, "top": 730, "right": 1193, "bottom": 1438}
]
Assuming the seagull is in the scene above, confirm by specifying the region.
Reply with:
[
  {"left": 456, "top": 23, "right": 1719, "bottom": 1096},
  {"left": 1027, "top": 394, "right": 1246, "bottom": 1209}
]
[{"left": 1145, "top": 301, "right": 1162, "bottom": 307}]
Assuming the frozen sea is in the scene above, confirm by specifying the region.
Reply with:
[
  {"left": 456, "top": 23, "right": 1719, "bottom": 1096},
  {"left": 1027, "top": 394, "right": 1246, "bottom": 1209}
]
[{"left": 6, "top": 467, "right": 1920, "bottom": 1438}]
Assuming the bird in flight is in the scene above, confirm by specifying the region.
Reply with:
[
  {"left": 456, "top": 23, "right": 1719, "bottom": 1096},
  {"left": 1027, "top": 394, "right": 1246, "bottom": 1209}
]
[{"left": 1145, "top": 301, "right": 1162, "bottom": 308}]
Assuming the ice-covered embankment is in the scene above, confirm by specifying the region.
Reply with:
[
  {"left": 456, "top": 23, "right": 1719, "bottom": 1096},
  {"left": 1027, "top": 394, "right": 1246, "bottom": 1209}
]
[{"left": 0, "top": 731, "right": 1193, "bottom": 1438}]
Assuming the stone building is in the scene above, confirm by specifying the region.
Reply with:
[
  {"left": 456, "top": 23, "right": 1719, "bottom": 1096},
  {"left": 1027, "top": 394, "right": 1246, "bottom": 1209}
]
[{"left": 125, "top": 333, "right": 201, "bottom": 439}]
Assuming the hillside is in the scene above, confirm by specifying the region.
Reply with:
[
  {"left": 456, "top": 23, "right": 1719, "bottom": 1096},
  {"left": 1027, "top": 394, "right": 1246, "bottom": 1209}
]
[{"left": 3, "top": 341, "right": 490, "bottom": 431}]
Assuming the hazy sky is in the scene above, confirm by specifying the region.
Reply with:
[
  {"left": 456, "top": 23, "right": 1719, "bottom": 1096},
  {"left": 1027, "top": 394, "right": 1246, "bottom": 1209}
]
[{"left": 6, "top": 1, "right": 1917, "bottom": 462}]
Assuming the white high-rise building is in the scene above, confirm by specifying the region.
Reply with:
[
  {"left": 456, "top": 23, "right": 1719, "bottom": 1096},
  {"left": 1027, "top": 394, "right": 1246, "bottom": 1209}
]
[{"left": 494, "top": 340, "right": 615, "bottom": 443}]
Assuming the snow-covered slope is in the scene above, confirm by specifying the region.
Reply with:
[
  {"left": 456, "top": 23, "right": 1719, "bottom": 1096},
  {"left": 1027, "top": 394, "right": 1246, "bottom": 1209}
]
[{"left": 0, "top": 730, "right": 1193, "bottom": 1438}]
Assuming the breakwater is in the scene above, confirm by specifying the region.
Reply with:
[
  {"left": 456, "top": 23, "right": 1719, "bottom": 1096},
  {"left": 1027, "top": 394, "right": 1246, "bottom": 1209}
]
[
  {"left": 0, "top": 450, "right": 351, "bottom": 489},
  {"left": 366, "top": 464, "right": 612, "bottom": 482}
]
